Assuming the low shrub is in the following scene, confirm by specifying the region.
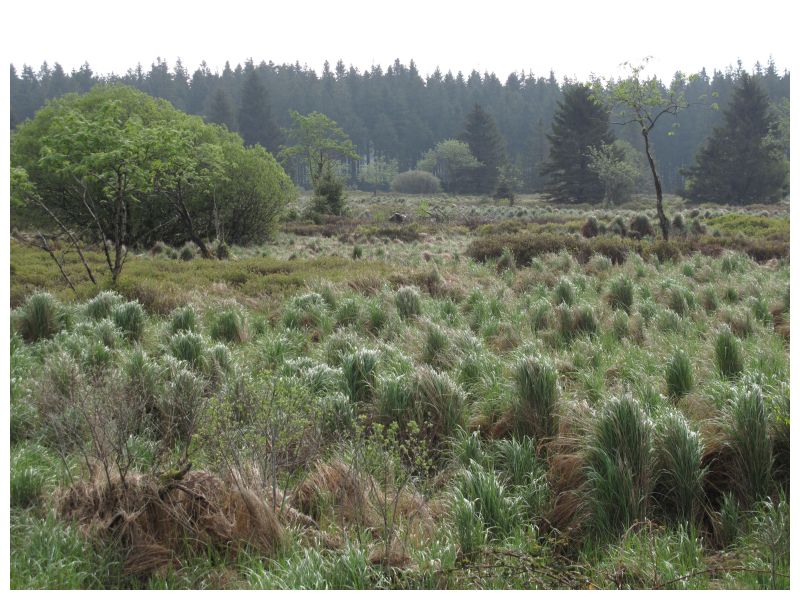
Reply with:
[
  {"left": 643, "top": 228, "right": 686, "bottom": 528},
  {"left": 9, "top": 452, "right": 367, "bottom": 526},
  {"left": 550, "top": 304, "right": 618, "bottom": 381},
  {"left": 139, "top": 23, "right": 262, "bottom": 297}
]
[{"left": 391, "top": 170, "right": 441, "bottom": 194}]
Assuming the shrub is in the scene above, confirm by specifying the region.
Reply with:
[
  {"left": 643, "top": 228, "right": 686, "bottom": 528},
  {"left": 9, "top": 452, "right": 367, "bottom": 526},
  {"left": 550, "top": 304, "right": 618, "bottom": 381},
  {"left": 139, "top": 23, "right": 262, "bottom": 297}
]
[
  {"left": 585, "top": 395, "right": 654, "bottom": 538},
  {"left": 395, "top": 286, "right": 422, "bottom": 320},
  {"left": 391, "top": 170, "right": 442, "bottom": 194},
  {"left": 210, "top": 308, "right": 248, "bottom": 343},
  {"left": 665, "top": 348, "right": 693, "bottom": 398},
  {"left": 671, "top": 212, "right": 685, "bottom": 233},
  {"left": 654, "top": 410, "right": 706, "bottom": 523},
  {"left": 150, "top": 240, "right": 168, "bottom": 256},
  {"left": 179, "top": 242, "right": 197, "bottom": 261},
  {"left": 496, "top": 247, "right": 516, "bottom": 272},
  {"left": 170, "top": 305, "right": 198, "bottom": 334},
  {"left": 582, "top": 216, "right": 600, "bottom": 238},
  {"left": 311, "top": 162, "right": 346, "bottom": 215},
  {"left": 514, "top": 355, "right": 559, "bottom": 443},
  {"left": 215, "top": 241, "right": 231, "bottom": 260},
  {"left": 168, "top": 331, "right": 206, "bottom": 369},
  {"left": 715, "top": 326, "right": 744, "bottom": 378},
  {"left": 608, "top": 275, "right": 634, "bottom": 313},
  {"left": 85, "top": 290, "right": 123, "bottom": 321},
  {"left": 724, "top": 380, "right": 772, "bottom": 505},
  {"left": 111, "top": 301, "right": 146, "bottom": 342},
  {"left": 342, "top": 348, "right": 379, "bottom": 405},
  {"left": 629, "top": 214, "right": 654, "bottom": 238},
  {"left": 610, "top": 216, "right": 628, "bottom": 237},
  {"left": 14, "top": 292, "right": 65, "bottom": 343}
]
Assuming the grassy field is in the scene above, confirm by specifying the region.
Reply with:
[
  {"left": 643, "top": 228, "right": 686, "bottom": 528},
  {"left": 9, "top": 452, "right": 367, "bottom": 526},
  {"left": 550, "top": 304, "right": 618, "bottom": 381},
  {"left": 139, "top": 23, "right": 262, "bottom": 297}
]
[{"left": 9, "top": 192, "right": 790, "bottom": 589}]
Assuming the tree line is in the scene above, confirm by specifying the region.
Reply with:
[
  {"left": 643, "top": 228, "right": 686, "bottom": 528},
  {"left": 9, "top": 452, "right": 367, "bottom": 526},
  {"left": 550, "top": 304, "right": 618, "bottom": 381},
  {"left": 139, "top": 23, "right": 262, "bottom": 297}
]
[{"left": 10, "top": 57, "right": 790, "bottom": 194}]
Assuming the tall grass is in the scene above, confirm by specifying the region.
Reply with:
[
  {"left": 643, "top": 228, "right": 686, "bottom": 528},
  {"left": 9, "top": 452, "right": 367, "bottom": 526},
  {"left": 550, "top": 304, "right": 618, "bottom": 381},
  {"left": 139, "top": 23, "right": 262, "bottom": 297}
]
[
  {"left": 14, "top": 292, "right": 65, "bottom": 342},
  {"left": 715, "top": 326, "right": 744, "bottom": 378},
  {"left": 665, "top": 348, "right": 693, "bottom": 398},
  {"left": 112, "top": 301, "right": 146, "bottom": 342},
  {"left": 342, "top": 348, "right": 379, "bottom": 405},
  {"left": 585, "top": 395, "right": 654, "bottom": 538},
  {"left": 654, "top": 410, "right": 707, "bottom": 523},
  {"left": 85, "top": 290, "right": 123, "bottom": 321},
  {"left": 210, "top": 308, "right": 248, "bottom": 343},
  {"left": 170, "top": 305, "right": 198, "bottom": 334},
  {"left": 513, "top": 355, "right": 559, "bottom": 443},
  {"left": 395, "top": 286, "right": 422, "bottom": 320},
  {"left": 455, "top": 461, "right": 519, "bottom": 540},
  {"left": 609, "top": 275, "right": 634, "bottom": 313},
  {"left": 723, "top": 380, "right": 772, "bottom": 505}
]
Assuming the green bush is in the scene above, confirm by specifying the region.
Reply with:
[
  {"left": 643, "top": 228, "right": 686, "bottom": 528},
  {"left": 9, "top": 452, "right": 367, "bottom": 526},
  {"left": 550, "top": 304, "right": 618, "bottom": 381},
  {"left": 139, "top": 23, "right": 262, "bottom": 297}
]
[
  {"left": 514, "top": 355, "right": 559, "bottom": 443},
  {"left": 391, "top": 170, "right": 441, "bottom": 194},
  {"left": 14, "top": 292, "right": 65, "bottom": 343},
  {"left": 111, "top": 301, "right": 146, "bottom": 342},
  {"left": 179, "top": 242, "right": 197, "bottom": 261},
  {"left": 666, "top": 348, "right": 693, "bottom": 398},
  {"left": 554, "top": 278, "right": 576, "bottom": 307},
  {"left": 215, "top": 241, "right": 231, "bottom": 260},
  {"left": 585, "top": 395, "right": 653, "bottom": 538},
  {"left": 395, "top": 286, "right": 422, "bottom": 320}
]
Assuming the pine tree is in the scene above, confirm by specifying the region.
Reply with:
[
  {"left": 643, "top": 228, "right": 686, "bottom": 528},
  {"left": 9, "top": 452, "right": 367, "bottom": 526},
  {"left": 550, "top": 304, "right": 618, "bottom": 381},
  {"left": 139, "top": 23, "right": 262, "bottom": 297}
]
[
  {"left": 460, "top": 103, "right": 507, "bottom": 194},
  {"left": 541, "top": 84, "right": 614, "bottom": 203},
  {"left": 206, "top": 88, "right": 237, "bottom": 131},
  {"left": 683, "top": 73, "right": 788, "bottom": 204},
  {"left": 238, "top": 68, "right": 281, "bottom": 153}
]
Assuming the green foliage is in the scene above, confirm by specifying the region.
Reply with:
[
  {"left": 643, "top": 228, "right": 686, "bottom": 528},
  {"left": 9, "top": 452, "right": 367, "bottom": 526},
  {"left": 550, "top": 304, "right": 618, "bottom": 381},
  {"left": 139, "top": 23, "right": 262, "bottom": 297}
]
[
  {"left": 311, "top": 160, "right": 347, "bottom": 216},
  {"left": 357, "top": 157, "right": 398, "bottom": 193},
  {"left": 585, "top": 395, "right": 654, "bottom": 538},
  {"left": 460, "top": 103, "right": 506, "bottom": 194},
  {"left": 455, "top": 461, "right": 519, "bottom": 540},
  {"left": 391, "top": 170, "right": 441, "bottom": 194},
  {"left": 168, "top": 331, "right": 207, "bottom": 369},
  {"left": 542, "top": 84, "right": 614, "bottom": 203},
  {"left": 665, "top": 348, "right": 693, "bottom": 398},
  {"left": 683, "top": 73, "right": 788, "bottom": 204},
  {"left": 14, "top": 291, "right": 65, "bottom": 342},
  {"left": 587, "top": 140, "right": 644, "bottom": 205},
  {"left": 554, "top": 277, "right": 575, "bottom": 307},
  {"left": 417, "top": 139, "right": 481, "bottom": 193}
]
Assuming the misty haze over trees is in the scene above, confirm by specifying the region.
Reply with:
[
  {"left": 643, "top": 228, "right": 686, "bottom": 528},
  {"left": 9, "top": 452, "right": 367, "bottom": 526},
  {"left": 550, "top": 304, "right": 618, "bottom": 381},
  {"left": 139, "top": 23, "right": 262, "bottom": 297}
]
[{"left": 10, "top": 57, "right": 790, "bottom": 197}]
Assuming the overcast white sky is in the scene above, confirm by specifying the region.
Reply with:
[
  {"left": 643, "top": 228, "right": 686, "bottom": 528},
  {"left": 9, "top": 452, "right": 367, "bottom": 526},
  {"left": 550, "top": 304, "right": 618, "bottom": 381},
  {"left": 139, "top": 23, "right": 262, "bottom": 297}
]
[{"left": 3, "top": 0, "right": 796, "bottom": 82}]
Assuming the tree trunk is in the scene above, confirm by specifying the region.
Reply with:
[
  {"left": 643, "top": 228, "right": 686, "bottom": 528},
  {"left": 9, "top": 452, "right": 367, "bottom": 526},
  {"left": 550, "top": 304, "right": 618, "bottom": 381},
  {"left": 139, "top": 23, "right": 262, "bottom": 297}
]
[{"left": 642, "top": 129, "right": 670, "bottom": 241}]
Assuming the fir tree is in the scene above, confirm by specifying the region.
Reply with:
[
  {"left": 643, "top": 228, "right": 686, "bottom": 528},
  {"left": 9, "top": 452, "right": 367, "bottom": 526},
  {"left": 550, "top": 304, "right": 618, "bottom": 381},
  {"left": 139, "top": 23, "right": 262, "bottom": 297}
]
[
  {"left": 683, "top": 73, "right": 788, "bottom": 204},
  {"left": 541, "top": 84, "right": 614, "bottom": 203},
  {"left": 206, "top": 88, "right": 237, "bottom": 131},
  {"left": 460, "top": 103, "right": 506, "bottom": 194},
  {"left": 238, "top": 68, "right": 281, "bottom": 153}
]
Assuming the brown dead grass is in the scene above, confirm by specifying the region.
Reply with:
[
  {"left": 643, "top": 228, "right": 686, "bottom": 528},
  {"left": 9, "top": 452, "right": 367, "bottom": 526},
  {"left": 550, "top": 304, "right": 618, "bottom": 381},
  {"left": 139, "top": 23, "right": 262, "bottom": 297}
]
[{"left": 58, "top": 470, "right": 284, "bottom": 576}]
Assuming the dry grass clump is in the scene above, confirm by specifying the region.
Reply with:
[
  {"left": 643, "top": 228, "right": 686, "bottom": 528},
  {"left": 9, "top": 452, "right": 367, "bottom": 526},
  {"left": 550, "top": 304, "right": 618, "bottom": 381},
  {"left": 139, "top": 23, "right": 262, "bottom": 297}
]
[{"left": 58, "top": 470, "right": 284, "bottom": 576}]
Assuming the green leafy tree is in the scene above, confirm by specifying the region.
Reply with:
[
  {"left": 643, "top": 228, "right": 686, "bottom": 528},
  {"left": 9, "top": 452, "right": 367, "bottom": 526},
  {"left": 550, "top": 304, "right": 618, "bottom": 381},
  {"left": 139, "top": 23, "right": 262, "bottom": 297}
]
[
  {"left": 682, "top": 73, "right": 788, "bottom": 204},
  {"left": 279, "top": 110, "right": 358, "bottom": 189},
  {"left": 541, "top": 84, "right": 615, "bottom": 203},
  {"left": 587, "top": 140, "right": 645, "bottom": 205},
  {"left": 460, "top": 103, "right": 507, "bottom": 194},
  {"left": 358, "top": 156, "right": 399, "bottom": 195},
  {"left": 416, "top": 139, "right": 481, "bottom": 193},
  {"left": 596, "top": 60, "right": 691, "bottom": 239}
]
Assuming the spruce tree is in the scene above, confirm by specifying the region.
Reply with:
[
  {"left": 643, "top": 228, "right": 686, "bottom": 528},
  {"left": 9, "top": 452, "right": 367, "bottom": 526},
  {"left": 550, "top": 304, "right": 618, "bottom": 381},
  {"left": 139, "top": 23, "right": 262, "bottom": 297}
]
[
  {"left": 683, "top": 73, "right": 788, "bottom": 204},
  {"left": 206, "top": 88, "right": 237, "bottom": 132},
  {"left": 460, "top": 103, "right": 507, "bottom": 194},
  {"left": 238, "top": 68, "right": 282, "bottom": 153},
  {"left": 541, "top": 84, "right": 614, "bottom": 203}
]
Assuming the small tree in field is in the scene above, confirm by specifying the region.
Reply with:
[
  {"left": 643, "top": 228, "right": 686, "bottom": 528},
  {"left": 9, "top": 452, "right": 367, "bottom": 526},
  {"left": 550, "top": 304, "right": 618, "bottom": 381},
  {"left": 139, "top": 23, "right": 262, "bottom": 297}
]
[
  {"left": 595, "top": 60, "right": 691, "bottom": 240},
  {"left": 358, "top": 156, "right": 399, "bottom": 195}
]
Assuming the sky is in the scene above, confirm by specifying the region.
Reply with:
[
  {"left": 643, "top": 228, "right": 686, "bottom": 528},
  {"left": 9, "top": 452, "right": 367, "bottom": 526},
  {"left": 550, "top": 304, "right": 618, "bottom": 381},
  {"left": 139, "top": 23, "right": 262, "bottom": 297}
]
[{"left": 3, "top": 0, "right": 796, "bottom": 83}]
